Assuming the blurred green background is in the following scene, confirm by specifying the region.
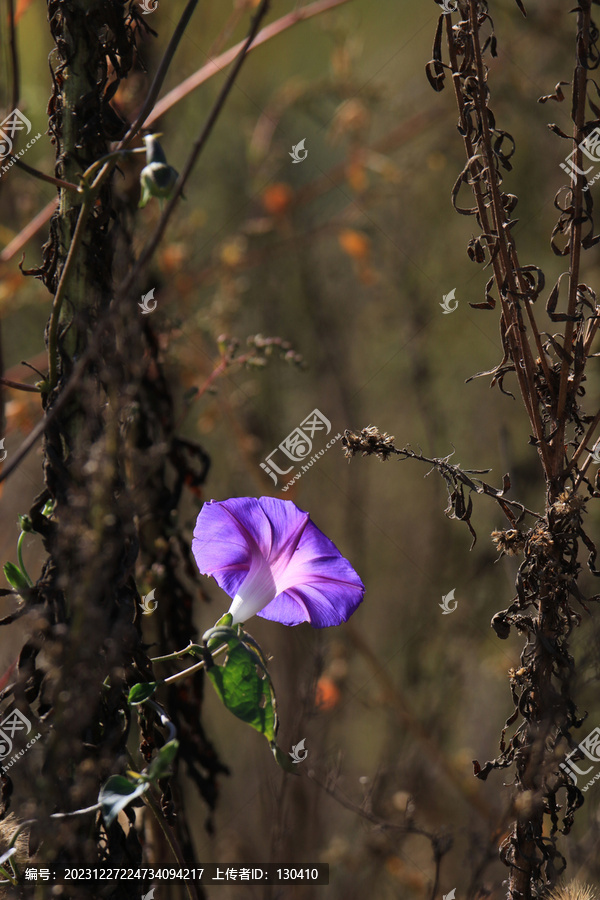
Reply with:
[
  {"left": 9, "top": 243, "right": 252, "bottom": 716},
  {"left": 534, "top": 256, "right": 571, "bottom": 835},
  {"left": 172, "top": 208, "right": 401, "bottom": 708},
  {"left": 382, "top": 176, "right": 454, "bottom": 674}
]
[{"left": 1, "top": 0, "right": 599, "bottom": 896}]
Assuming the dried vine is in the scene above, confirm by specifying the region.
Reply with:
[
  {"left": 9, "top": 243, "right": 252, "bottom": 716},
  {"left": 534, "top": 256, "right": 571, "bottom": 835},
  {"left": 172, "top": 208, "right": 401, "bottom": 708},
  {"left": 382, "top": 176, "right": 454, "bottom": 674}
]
[
  {"left": 432, "top": 3, "right": 600, "bottom": 894},
  {"left": 344, "top": 2, "right": 600, "bottom": 896},
  {"left": 0, "top": 2, "right": 224, "bottom": 895}
]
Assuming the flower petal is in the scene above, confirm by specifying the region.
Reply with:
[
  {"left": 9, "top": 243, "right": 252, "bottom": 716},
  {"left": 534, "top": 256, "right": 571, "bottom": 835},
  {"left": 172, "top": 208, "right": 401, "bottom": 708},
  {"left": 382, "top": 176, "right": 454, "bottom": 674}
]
[
  {"left": 271, "top": 518, "right": 360, "bottom": 597},
  {"left": 191, "top": 497, "right": 272, "bottom": 597},
  {"left": 255, "top": 497, "right": 310, "bottom": 569},
  {"left": 259, "top": 575, "right": 365, "bottom": 627},
  {"left": 192, "top": 497, "right": 365, "bottom": 627}
]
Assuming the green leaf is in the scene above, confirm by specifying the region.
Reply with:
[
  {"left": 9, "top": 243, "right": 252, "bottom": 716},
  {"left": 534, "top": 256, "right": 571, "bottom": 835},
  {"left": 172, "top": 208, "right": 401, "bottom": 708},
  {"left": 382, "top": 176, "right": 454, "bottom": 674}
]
[
  {"left": 156, "top": 739, "right": 179, "bottom": 767},
  {"left": 98, "top": 776, "right": 149, "bottom": 828},
  {"left": 271, "top": 742, "right": 300, "bottom": 775},
  {"left": 207, "top": 637, "right": 276, "bottom": 743},
  {"left": 205, "top": 629, "right": 296, "bottom": 771},
  {"left": 239, "top": 631, "right": 271, "bottom": 669},
  {"left": 3, "top": 562, "right": 30, "bottom": 593},
  {"left": 146, "top": 739, "right": 179, "bottom": 781},
  {"left": 127, "top": 682, "right": 157, "bottom": 705}
]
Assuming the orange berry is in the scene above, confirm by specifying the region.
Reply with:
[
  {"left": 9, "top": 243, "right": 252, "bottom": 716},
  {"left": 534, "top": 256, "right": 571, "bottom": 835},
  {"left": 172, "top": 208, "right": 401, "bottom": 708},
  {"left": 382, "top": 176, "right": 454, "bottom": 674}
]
[{"left": 262, "top": 183, "right": 294, "bottom": 217}]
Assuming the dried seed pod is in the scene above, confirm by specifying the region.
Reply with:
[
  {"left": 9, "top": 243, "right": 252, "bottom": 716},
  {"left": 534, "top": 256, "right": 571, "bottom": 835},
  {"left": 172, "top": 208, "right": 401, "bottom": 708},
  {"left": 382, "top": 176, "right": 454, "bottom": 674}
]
[{"left": 491, "top": 611, "right": 511, "bottom": 640}]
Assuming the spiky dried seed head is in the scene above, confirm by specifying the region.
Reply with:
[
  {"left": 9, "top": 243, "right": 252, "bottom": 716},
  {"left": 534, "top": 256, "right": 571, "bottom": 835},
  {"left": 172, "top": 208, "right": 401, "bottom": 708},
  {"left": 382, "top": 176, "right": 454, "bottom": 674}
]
[
  {"left": 546, "top": 882, "right": 599, "bottom": 900},
  {"left": 342, "top": 426, "right": 397, "bottom": 461},
  {"left": 491, "top": 528, "right": 526, "bottom": 556},
  {"left": 0, "top": 813, "right": 29, "bottom": 866},
  {"left": 552, "top": 489, "right": 586, "bottom": 519}
]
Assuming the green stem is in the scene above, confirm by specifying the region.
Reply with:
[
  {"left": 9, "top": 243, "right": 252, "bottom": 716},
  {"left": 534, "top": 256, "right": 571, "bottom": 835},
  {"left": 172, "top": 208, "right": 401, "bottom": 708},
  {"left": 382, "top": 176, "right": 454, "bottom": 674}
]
[
  {"left": 161, "top": 642, "right": 228, "bottom": 686},
  {"left": 126, "top": 749, "right": 198, "bottom": 900},
  {"left": 9, "top": 858, "right": 20, "bottom": 884},
  {"left": 162, "top": 659, "right": 206, "bottom": 685},
  {"left": 46, "top": 189, "right": 95, "bottom": 390},
  {"left": 81, "top": 146, "right": 145, "bottom": 184},
  {"left": 16, "top": 532, "right": 33, "bottom": 587},
  {"left": 150, "top": 641, "right": 199, "bottom": 663},
  {"left": 49, "top": 803, "right": 101, "bottom": 819},
  {"left": 0, "top": 866, "right": 17, "bottom": 886},
  {"left": 45, "top": 144, "right": 148, "bottom": 391}
]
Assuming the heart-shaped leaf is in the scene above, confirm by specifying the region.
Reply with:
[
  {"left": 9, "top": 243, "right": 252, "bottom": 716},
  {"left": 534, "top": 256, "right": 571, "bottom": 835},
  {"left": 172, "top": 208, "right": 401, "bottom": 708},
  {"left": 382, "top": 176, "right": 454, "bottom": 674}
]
[
  {"left": 207, "top": 636, "right": 276, "bottom": 743},
  {"left": 98, "top": 776, "right": 149, "bottom": 828}
]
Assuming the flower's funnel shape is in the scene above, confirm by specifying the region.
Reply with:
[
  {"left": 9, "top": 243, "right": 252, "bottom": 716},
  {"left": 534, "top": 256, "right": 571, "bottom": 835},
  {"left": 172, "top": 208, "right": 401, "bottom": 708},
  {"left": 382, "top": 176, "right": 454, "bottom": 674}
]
[{"left": 192, "top": 497, "right": 365, "bottom": 627}]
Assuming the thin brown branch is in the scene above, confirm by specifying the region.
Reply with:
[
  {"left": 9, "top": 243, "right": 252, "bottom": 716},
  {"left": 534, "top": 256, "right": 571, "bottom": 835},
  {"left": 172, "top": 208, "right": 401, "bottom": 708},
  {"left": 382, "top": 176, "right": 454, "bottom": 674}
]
[
  {"left": 445, "top": 19, "right": 540, "bottom": 457},
  {"left": 115, "top": 0, "right": 272, "bottom": 301},
  {"left": 556, "top": 1, "right": 592, "bottom": 453},
  {"left": 0, "top": 198, "right": 58, "bottom": 263},
  {"left": 462, "top": 3, "right": 551, "bottom": 474},
  {"left": 343, "top": 621, "right": 501, "bottom": 825},
  {"left": 118, "top": 0, "right": 199, "bottom": 151},
  {"left": 0, "top": 377, "right": 40, "bottom": 393},
  {"left": 0, "top": 331, "right": 97, "bottom": 484},
  {"left": 583, "top": 309, "right": 600, "bottom": 357},
  {"left": 11, "top": 157, "right": 79, "bottom": 192},
  {"left": 0, "top": 0, "right": 272, "bottom": 485},
  {"left": 307, "top": 768, "right": 446, "bottom": 900},
  {"left": 0, "top": 0, "right": 352, "bottom": 266},
  {"left": 8, "top": 0, "right": 19, "bottom": 114},
  {"left": 46, "top": 190, "right": 95, "bottom": 389},
  {"left": 145, "top": 0, "right": 353, "bottom": 128},
  {"left": 2, "top": 0, "right": 19, "bottom": 446}
]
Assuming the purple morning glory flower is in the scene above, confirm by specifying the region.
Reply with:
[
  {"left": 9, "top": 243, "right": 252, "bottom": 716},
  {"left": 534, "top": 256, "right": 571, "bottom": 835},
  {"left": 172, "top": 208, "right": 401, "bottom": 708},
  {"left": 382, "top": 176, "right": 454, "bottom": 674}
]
[{"left": 192, "top": 497, "right": 365, "bottom": 627}]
